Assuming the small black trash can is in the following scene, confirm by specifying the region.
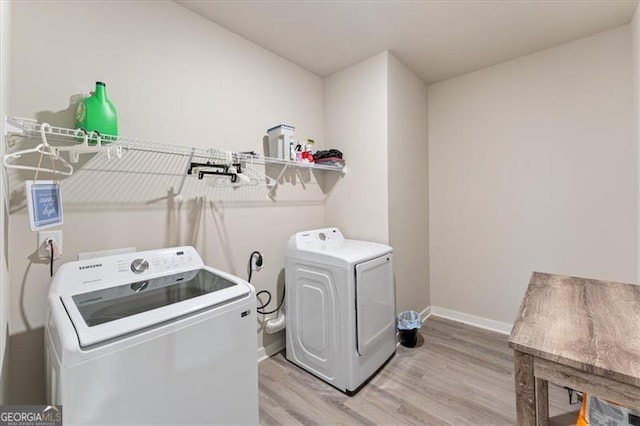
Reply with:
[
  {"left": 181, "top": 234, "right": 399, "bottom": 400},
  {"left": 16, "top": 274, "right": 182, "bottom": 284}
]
[
  {"left": 397, "top": 310, "right": 422, "bottom": 348},
  {"left": 399, "top": 328, "right": 418, "bottom": 347}
]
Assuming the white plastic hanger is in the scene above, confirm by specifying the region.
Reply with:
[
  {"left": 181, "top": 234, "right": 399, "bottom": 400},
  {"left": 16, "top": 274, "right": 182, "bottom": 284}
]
[
  {"left": 54, "top": 129, "right": 124, "bottom": 162},
  {"left": 3, "top": 123, "right": 74, "bottom": 176}
]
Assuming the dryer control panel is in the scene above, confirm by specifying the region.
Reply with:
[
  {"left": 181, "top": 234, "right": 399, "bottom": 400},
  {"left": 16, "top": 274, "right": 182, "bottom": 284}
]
[{"left": 294, "top": 228, "right": 345, "bottom": 251}]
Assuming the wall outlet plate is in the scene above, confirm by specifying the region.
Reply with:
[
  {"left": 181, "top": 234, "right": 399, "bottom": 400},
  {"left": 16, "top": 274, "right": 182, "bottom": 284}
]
[{"left": 38, "top": 230, "right": 62, "bottom": 260}]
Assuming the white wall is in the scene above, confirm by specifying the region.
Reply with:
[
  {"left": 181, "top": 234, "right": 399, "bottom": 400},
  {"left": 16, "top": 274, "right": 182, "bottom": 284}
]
[
  {"left": 388, "top": 55, "right": 430, "bottom": 312},
  {"left": 324, "top": 52, "right": 430, "bottom": 315},
  {"left": 429, "top": 26, "right": 637, "bottom": 325},
  {"left": 7, "top": 1, "right": 326, "bottom": 402},
  {"left": 0, "top": 0, "right": 11, "bottom": 404},
  {"left": 324, "top": 53, "right": 389, "bottom": 243}
]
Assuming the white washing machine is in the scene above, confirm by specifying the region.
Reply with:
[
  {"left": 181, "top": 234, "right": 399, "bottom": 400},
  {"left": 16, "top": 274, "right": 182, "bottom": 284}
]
[
  {"left": 45, "top": 246, "right": 258, "bottom": 425},
  {"left": 285, "top": 228, "right": 396, "bottom": 393}
]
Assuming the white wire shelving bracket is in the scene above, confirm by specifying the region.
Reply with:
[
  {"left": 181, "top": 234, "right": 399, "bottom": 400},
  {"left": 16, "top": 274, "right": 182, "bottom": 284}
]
[{"left": 3, "top": 116, "right": 345, "bottom": 199}]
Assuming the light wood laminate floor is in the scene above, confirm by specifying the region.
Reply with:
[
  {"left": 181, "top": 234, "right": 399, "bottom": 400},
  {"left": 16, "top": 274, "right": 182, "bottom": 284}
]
[{"left": 259, "top": 316, "right": 579, "bottom": 425}]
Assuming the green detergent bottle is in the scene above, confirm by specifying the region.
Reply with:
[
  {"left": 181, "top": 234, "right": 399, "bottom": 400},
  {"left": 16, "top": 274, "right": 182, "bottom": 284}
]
[{"left": 75, "top": 81, "right": 118, "bottom": 144}]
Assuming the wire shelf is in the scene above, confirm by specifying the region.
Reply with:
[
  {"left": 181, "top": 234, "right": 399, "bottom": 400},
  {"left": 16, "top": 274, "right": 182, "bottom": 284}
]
[
  {"left": 4, "top": 116, "right": 345, "bottom": 172},
  {"left": 3, "top": 116, "right": 345, "bottom": 206}
]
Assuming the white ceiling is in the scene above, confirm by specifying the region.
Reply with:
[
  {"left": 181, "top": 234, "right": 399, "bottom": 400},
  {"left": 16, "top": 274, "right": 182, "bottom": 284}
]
[{"left": 177, "top": 1, "right": 639, "bottom": 85}]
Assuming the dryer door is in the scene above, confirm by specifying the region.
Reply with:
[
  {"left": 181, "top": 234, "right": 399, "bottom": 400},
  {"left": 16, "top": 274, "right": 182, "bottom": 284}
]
[{"left": 355, "top": 254, "right": 395, "bottom": 356}]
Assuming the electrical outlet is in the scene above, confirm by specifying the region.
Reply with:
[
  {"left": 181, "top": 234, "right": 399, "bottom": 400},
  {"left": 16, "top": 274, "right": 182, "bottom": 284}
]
[
  {"left": 253, "top": 253, "right": 264, "bottom": 271},
  {"left": 38, "top": 230, "right": 62, "bottom": 260}
]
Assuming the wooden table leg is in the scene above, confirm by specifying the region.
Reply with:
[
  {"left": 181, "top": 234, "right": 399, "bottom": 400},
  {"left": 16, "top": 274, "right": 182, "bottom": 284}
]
[
  {"left": 535, "top": 378, "right": 549, "bottom": 426},
  {"left": 514, "top": 351, "right": 536, "bottom": 425}
]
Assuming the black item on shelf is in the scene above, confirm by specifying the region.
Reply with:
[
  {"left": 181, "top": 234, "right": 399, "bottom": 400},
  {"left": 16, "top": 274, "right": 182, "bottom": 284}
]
[
  {"left": 314, "top": 149, "right": 343, "bottom": 160},
  {"left": 187, "top": 161, "right": 242, "bottom": 182}
]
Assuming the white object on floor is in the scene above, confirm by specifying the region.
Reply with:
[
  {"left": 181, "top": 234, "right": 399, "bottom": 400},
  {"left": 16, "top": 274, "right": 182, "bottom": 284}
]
[
  {"left": 45, "top": 246, "right": 258, "bottom": 425},
  {"left": 285, "top": 228, "right": 396, "bottom": 392},
  {"left": 264, "top": 309, "right": 286, "bottom": 334}
]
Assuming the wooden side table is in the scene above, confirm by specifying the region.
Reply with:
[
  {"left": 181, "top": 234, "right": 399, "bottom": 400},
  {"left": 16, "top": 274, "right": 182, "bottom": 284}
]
[{"left": 509, "top": 272, "right": 640, "bottom": 425}]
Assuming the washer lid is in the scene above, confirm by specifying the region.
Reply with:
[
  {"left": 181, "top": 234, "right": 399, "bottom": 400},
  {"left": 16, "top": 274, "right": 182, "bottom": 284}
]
[{"left": 62, "top": 267, "right": 251, "bottom": 348}]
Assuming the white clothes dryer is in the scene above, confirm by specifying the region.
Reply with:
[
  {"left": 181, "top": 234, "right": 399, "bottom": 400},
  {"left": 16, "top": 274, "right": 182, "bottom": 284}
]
[
  {"left": 45, "top": 246, "right": 258, "bottom": 425},
  {"left": 285, "top": 228, "right": 396, "bottom": 393}
]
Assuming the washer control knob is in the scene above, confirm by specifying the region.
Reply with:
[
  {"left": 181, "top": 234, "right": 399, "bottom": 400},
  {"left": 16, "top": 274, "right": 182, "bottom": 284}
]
[{"left": 131, "top": 258, "right": 149, "bottom": 274}]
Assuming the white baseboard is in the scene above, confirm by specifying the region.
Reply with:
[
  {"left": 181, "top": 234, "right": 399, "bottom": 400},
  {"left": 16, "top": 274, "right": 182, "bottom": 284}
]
[
  {"left": 429, "top": 306, "right": 512, "bottom": 335},
  {"left": 257, "top": 337, "right": 286, "bottom": 363},
  {"left": 419, "top": 306, "right": 432, "bottom": 321}
]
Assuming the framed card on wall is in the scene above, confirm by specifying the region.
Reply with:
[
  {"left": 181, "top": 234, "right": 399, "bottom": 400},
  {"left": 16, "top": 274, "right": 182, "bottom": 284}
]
[{"left": 25, "top": 180, "right": 63, "bottom": 231}]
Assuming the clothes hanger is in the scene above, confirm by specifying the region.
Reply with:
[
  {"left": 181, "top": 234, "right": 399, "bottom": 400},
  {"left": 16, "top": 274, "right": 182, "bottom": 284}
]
[
  {"left": 3, "top": 123, "right": 74, "bottom": 176},
  {"left": 54, "top": 129, "right": 123, "bottom": 162}
]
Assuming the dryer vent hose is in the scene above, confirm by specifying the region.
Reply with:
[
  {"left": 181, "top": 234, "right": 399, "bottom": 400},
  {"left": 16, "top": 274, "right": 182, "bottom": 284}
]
[{"left": 265, "top": 312, "right": 285, "bottom": 334}]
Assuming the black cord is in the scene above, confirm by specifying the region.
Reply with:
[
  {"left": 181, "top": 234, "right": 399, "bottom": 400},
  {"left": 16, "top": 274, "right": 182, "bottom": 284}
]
[
  {"left": 246, "top": 251, "right": 284, "bottom": 315},
  {"left": 256, "top": 289, "right": 271, "bottom": 308},
  {"left": 256, "top": 288, "right": 285, "bottom": 315},
  {"left": 48, "top": 239, "right": 54, "bottom": 277},
  {"left": 247, "top": 251, "right": 262, "bottom": 284}
]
